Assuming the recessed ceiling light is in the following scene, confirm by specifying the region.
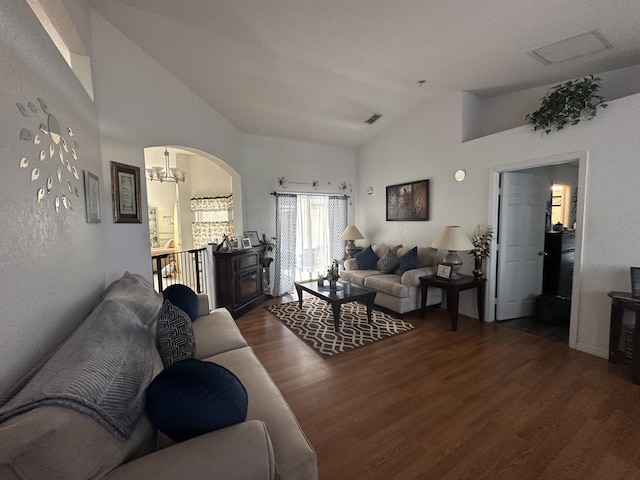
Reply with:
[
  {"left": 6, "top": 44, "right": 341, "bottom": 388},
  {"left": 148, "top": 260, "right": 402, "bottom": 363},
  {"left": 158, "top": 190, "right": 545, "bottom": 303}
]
[{"left": 528, "top": 30, "right": 612, "bottom": 65}]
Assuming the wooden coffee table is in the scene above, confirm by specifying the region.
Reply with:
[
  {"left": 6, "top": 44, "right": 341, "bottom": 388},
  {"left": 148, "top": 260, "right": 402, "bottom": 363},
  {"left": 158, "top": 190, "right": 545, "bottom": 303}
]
[{"left": 294, "top": 280, "right": 377, "bottom": 332}]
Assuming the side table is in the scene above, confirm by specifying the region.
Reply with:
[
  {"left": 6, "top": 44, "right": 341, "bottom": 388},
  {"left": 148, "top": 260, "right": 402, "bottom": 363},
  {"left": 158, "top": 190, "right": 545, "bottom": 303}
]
[
  {"left": 420, "top": 274, "right": 486, "bottom": 331},
  {"left": 608, "top": 291, "right": 640, "bottom": 384}
]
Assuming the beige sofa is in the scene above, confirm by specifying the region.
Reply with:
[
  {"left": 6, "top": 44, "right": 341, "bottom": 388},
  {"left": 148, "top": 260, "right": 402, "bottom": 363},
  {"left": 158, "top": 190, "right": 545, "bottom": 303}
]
[
  {"left": 340, "top": 244, "right": 442, "bottom": 314},
  {"left": 0, "top": 273, "right": 316, "bottom": 480}
]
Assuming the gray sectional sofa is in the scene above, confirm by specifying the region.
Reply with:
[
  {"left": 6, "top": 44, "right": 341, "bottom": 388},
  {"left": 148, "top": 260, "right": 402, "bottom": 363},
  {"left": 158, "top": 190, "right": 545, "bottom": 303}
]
[
  {"left": 340, "top": 244, "right": 442, "bottom": 314},
  {"left": 0, "top": 273, "right": 316, "bottom": 480}
]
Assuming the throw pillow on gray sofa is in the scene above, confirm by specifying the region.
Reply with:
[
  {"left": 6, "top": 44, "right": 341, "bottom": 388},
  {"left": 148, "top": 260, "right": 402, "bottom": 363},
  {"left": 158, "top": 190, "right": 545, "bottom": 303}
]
[
  {"left": 376, "top": 249, "right": 399, "bottom": 274},
  {"left": 355, "top": 245, "right": 379, "bottom": 269},
  {"left": 398, "top": 246, "right": 418, "bottom": 273},
  {"left": 157, "top": 301, "right": 196, "bottom": 367},
  {"left": 145, "top": 358, "right": 248, "bottom": 442}
]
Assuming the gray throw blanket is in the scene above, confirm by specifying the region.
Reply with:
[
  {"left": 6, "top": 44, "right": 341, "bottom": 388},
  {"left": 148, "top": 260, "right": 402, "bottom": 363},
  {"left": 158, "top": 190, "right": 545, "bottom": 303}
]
[{"left": 0, "top": 273, "right": 163, "bottom": 441}]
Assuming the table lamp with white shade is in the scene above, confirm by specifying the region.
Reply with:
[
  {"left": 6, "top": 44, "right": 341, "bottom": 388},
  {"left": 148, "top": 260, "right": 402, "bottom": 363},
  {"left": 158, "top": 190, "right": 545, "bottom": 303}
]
[
  {"left": 431, "top": 226, "right": 474, "bottom": 279},
  {"left": 340, "top": 226, "right": 365, "bottom": 258}
]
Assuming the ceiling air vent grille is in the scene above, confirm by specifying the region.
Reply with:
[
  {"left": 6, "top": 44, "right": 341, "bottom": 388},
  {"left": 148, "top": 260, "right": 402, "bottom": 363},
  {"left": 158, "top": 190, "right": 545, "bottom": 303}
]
[{"left": 528, "top": 30, "right": 612, "bottom": 65}]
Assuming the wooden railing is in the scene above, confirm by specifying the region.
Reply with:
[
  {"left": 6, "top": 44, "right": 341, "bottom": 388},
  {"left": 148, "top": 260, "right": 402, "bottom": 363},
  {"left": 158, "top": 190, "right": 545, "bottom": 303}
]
[{"left": 152, "top": 247, "right": 211, "bottom": 299}]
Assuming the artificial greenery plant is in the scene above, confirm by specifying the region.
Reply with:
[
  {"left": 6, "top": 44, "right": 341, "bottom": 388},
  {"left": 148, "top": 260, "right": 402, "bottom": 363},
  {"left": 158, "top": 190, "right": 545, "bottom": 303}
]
[
  {"left": 259, "top": 232, "right": 274, "bottom": 255},
  {"left": 525, "top": 75, "right": 607, "bottom": 134}
]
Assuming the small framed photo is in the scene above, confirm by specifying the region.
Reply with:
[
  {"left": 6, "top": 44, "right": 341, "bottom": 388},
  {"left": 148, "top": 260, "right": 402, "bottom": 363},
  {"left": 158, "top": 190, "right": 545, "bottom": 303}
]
[
  {"left": 229, "top": 236, "right": 239, "bottom": 250},
  {"left": 246, "top": 231, "right": 260, "bottom": 247},
  {"left": 83, "top": 170, "right": 101, "bottom": 223},
  {"left": 241, "top": 237, "right": 252, "bottom": 249},
  {"left": 436, "top": 264, "right": 451, "bottom": 280},
  {"left": 110, "top": 161, "right": 141, "bottom": 223}
]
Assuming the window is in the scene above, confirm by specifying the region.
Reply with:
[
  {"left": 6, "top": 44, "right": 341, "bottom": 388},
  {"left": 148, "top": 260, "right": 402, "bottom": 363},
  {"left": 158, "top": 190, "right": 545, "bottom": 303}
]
[{"left": 272, "top": 194, "right": 347, "bottom": 295}]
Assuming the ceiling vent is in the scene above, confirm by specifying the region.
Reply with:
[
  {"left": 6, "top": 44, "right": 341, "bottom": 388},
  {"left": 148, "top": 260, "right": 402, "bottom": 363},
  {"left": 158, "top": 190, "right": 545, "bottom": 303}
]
[
  {"left": 364, "top": 113, "right": 383, "bottom": 125},
  {"left": 528, "top": 30, "right": 612, "bottom": 65}
]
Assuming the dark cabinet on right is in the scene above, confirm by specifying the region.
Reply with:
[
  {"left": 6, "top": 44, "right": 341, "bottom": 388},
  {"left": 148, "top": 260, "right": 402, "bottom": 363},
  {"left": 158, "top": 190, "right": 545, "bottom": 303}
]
[{"left": 543, "top": 230, "right": 575, "bottom": 297}]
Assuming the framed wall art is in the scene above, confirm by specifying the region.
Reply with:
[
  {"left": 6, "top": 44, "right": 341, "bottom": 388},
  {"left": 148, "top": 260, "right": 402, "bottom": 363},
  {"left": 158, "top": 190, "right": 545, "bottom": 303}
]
[
  {"left": 386, "top": 179, "right": 430, "bottom": 221},
  {"left": 83, "top": 170, "right": 101, "bottom": 223},
  {"left": 110, "top": 161, "right": 142, "bottom": 223}
]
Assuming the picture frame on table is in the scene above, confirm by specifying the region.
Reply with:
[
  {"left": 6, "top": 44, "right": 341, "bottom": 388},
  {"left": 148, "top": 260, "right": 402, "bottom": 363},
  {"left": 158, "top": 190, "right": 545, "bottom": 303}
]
[
  {"left": 241, "top": 237, "right": 252, "bottom": 249},
  {"left": 83, "top": 170, "right": 101, "bottom": 223},
  {"left": 245, "top": 231, "right": 260, "bottom": 247},
  {"left": 110, "top": 161, "right": 141, "bottom": 224},
  {"left": 386, "top": 179, "right": 430, "bottom": 221},
  {"left": 436, "top": 264, "right": 452, "bottom": 280}
]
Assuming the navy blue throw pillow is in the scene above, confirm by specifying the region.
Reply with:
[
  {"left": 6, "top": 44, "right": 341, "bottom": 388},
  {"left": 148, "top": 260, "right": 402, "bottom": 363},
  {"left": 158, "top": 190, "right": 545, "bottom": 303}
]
[
  {"left": 399, "top": 246, "right": 418, "bottom": 273},
  {"left": 355, "top": 245, "right": 379, "bottom": 270},
  {"left": 163, "top": 284, "right": 199, "bottom": 322},
  {"left": 145, "top": 358, "right": 248, "bottom": 442}
]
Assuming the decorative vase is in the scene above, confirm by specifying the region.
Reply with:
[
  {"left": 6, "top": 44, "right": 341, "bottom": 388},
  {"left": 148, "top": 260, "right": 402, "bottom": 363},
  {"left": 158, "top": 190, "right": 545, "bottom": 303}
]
[
  {"left": 473, "top": 257, "right": 483, "bottom": 278},
  {"left": 329, "top": 279, "right": 337, "bottom": 290}
]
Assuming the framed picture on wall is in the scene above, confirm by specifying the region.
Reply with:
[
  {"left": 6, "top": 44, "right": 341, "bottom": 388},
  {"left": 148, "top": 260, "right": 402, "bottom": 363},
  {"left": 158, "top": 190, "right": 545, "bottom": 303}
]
[
  {"left": 110, "top": 161, "right": 142, "bottom": 223},
  {"left": 386, "top": 179, "right": 430, "bottom": 221},
  {"left": 83, "top": 170, "right": 101, "bottom": 223}
]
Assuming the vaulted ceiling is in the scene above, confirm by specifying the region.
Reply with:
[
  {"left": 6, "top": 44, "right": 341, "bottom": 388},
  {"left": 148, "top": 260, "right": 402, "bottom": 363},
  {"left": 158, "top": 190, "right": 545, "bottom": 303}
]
[{"left": 92, "top": 0, "right": 640, "bottom": 148}]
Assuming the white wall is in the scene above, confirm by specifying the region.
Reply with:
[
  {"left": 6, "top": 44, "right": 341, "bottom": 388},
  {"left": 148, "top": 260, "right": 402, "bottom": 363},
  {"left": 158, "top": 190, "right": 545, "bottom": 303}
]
[
  {"left": 241, "top": 134, "right": 357, "bottom": 242},
  {"left": 465, "top": 64, "right": 640, "bottom": 140},
  {"left": 0, "top": 1, "right": 105, "bottom": 390},
  {"left": 357, "top": 90, "right": 640, "bottom": 358},
  {"left": 90, "top": 10, "right": 244, "bottom": 283}
]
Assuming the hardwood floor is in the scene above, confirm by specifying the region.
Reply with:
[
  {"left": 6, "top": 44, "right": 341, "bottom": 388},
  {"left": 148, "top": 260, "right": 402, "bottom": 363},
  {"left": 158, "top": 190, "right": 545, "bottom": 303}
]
[{"left": 237, "top": 296, "right": 640, "bottom": 480}]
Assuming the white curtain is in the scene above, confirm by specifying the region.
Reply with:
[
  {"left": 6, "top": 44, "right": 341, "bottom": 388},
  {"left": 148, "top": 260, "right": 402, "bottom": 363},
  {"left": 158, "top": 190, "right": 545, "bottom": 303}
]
[
  {"left": 273, "top": 194, "right": 297, "bottom": 296},
  {"left": 273, "top": 193, "right": 347, "bottom": 296}
]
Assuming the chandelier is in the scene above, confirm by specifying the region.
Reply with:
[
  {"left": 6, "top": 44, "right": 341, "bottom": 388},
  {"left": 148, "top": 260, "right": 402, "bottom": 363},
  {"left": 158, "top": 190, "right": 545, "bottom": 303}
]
[{"left": 146, "top": 148, "right": 186, "bottom": 183}]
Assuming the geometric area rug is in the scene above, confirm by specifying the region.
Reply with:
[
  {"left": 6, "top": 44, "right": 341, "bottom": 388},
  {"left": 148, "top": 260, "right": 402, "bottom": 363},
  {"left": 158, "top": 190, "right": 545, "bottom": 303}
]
[{"left": 265, "top": 297, "right": 414, "bottom": 358}]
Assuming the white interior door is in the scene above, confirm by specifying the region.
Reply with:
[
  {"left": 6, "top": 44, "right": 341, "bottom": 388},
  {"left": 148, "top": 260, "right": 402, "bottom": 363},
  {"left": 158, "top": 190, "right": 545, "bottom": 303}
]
[{"left": 496, "top": 172, "right": 548, "bottom": 320}]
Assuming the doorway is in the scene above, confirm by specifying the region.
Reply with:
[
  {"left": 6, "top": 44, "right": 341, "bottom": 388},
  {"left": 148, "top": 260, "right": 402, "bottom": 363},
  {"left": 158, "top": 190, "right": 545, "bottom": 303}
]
[{"left": 487, "top": 152, "right": 587, "bottom": 349}]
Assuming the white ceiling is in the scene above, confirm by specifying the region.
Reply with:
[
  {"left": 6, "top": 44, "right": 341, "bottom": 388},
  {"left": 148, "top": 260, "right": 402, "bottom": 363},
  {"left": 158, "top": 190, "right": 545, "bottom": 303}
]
[{"left": 92, "top": 0, "right": 640, "bottom": 148}]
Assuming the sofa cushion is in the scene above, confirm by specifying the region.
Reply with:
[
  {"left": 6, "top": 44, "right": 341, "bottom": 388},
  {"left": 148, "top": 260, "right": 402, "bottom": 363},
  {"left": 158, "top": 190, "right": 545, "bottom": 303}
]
[
  {"left": 371, "top": 243, "right": 402, "bottom": 259},
  {"left": 192, "top": 308, "right": 248, "bottom": 358},
  {"left": 145, "top": 359, "right": 248, "bottom": 442},
  {"left": 163, "top": 284, "right": 200, "bottom": 322},
  {"left": 364, "top": 274, "right": 409, "bottom": 298},
  {"left": 398, "top": 246, "right": 418, "bottom": 273},
  {"left": 208, "top": 346, "right": 317, "bottom": 480},
  {"left": 354, "top": 245, "right": 379, "bottom": 270},
  {"left": 376, "top": 246, "right": 400, "bottom": 274},
  {"left": 0, "top": 406, "right": 156, "bottom": 480},
  {"left": 339, "top": 268, "right": 379, "bottom": 286},
  {"left": 156, "top": 301, "right": 196, "bottom": 367}
]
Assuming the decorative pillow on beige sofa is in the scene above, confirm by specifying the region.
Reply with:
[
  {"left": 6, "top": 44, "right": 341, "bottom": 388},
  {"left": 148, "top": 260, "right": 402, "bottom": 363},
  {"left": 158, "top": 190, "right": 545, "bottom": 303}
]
[{"left": 376, "top": 247, "right": 400, "bottom": 274}]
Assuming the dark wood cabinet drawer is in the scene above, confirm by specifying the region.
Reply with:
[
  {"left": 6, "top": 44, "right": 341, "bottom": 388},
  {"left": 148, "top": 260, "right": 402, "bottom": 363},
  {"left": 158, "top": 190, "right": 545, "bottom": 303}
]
[{"left": 236, "top": 252, "right": 259, "bottom": 270}]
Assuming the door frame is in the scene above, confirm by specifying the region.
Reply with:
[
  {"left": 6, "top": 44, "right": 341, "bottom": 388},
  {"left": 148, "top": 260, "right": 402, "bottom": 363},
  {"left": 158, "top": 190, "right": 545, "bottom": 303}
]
[{"left": 486, "top": 151, "right": 588, "bottom": 350}]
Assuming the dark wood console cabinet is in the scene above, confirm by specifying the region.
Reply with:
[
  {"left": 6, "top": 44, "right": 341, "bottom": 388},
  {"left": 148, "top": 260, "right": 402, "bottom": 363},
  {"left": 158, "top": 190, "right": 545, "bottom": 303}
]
[
  {"left": 543, "top": 230, "right": 575, "bottom": 297},
  {"left": 212, "top": 247, "right": 266, "bottom": 318}
]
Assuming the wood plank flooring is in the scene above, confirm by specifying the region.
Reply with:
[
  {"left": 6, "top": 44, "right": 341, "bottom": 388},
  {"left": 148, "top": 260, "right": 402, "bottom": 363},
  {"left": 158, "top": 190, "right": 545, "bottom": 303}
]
[{"left": 237, "top": 296, "right": 640, "bottom": 480}]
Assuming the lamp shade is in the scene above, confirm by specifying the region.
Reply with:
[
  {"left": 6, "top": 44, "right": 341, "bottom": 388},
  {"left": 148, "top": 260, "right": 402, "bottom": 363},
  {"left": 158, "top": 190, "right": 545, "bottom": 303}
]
[
  {"left": 431, "top": 226, "right": 474, "bottom": 251},
  {"left": 340, "top": 226, "right": 365, "bottom": 241}
]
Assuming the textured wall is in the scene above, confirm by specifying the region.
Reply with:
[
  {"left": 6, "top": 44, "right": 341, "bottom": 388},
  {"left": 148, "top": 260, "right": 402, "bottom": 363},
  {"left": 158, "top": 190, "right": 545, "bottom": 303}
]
[
  {"left": 357, "top": 89, "right": 640, "bottom": 358},
  {"left": 0, "top": 1, "right": 105, "bottom": 392}
]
